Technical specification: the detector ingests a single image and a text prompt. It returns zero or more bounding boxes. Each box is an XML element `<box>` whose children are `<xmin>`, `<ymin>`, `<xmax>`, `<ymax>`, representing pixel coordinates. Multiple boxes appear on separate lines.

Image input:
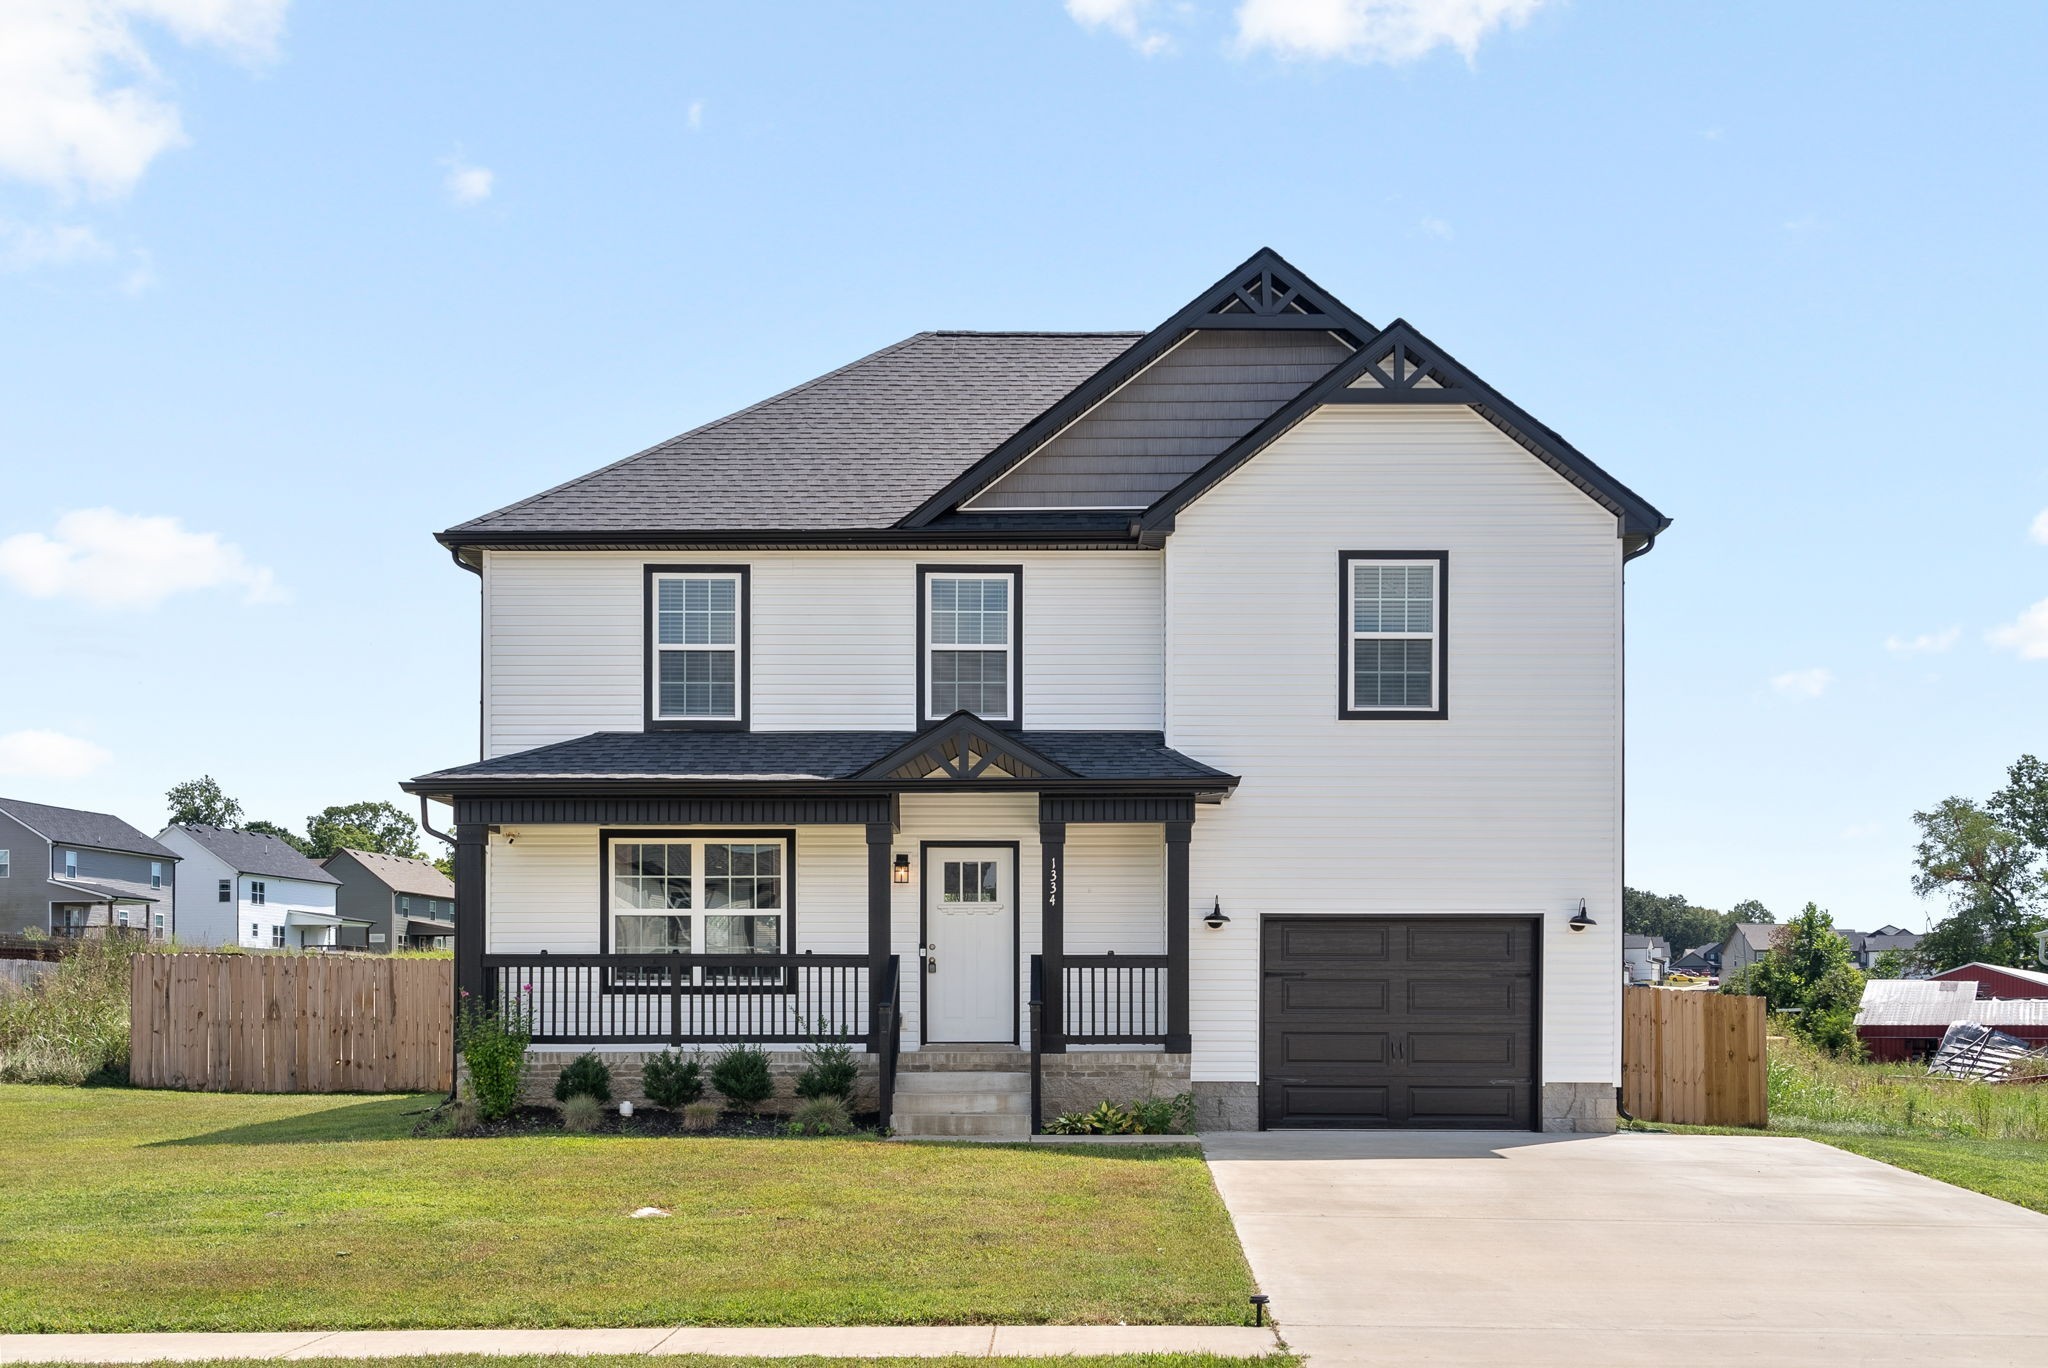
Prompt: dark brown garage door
<box><xmin>1260</xmin><ymin>917</ymin><xmax>1537</xmax><ymax>1129</ymax></box>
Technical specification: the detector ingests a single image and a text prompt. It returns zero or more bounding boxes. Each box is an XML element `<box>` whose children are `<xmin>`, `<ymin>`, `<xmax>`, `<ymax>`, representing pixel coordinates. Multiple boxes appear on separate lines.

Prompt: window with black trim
<box><xmin>150</xmin><ymin>861</ymin><xmax>162</xmax><ymax>889</ymax></box>
<box><xmin>1340</xmin><ymin>551</ymin><xmax>1447</xmax><ymax>719</ymax></box>
<box><xmin>605</xmin><ymin>832</ymin><xmax>791</xmax><ymax>986</ymax></box>
<box><xmin>218</xmin><ymin>879</ymin><xmax>231</xmax><ymax>902</ymax></box>
<box><xmin>250</xmin><ymin>880</ymin><xmax>266</xmax><ymax>905</ymax></box>
<box><xmin>646</xmin><ymin>566</ymin><xmax>749</xmax><ymax>729</ymax></box>
<box><xmin>918</xmin><ymin>566</ymin><xmax>1020</xmax><ymax>724</ymax></box>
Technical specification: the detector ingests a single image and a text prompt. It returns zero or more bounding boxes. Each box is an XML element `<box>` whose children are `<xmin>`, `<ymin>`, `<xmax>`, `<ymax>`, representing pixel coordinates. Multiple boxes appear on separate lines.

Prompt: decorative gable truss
<box><xmin>856</xmin><ymin>712</ymin><xmax>1078</xmax><ymax>783</ymax></box>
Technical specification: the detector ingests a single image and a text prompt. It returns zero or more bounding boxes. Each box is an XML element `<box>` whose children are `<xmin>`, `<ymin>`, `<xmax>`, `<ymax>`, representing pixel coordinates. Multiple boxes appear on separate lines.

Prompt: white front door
<box><xmin>924</xmin><ymin>847</ymin><xmax>1015</xmax><ymax>1044</ymax></box>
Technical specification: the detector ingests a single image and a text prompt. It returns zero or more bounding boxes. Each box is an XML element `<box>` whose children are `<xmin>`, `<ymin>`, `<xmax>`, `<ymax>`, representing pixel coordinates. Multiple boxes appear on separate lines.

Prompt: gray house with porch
<box><xmin>0</xmin><ymin>797</ymin><xmax>177</xmax><ymax>941</ymax></box>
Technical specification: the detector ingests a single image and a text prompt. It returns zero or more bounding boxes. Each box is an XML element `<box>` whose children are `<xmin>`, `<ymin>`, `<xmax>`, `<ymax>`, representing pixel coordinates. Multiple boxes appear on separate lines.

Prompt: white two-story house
<box><xmin>405</xmin><ymin>249</ymin><xmax>1669</xmax><ymax>1136</ymax></box>
<box><xmin>156</xmin><ymin>825</ymin><xmax>347</xmax><ymax>949</ymax></box>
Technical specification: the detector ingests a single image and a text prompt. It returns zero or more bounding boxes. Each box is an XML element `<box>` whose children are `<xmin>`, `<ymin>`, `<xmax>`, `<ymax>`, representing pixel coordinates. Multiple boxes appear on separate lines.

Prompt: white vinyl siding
<box><xmin>482</xmin><ymin>550</ymin><xmax>1163</xmax><ymax>753</ymax></box>
<box><xmin>1166</xmin><ymin>406</ymin><xmax>1623</xmax><ymax>1088</ymax></box>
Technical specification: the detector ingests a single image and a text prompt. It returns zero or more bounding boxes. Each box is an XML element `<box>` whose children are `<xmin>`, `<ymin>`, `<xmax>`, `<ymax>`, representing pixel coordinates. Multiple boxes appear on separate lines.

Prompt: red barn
<box><xmin>1855</xmin><ymin>978</ymin><xmax>2048</xmax><ymax>1062</ymax></box>
<box><xmin>1930</xmin><ymin>962</ymin><xmax>2048</xmax><ymax>1001</ymax></box>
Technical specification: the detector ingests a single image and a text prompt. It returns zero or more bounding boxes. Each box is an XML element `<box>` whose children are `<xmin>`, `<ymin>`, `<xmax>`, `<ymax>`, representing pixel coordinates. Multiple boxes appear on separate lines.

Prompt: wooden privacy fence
<box><xmin>1623</xmin><ymin>987</ymin><xmax>1768</xmax><ymax>1127</ymax></box>
<box><xmin>130</xmin><ymin>953</ymin><xmax>452</xmax><ymax>1093</ymax></box>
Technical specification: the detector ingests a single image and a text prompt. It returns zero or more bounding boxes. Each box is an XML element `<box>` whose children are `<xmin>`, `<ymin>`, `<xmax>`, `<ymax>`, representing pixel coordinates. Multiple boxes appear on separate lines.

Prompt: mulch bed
<box><xmin>417</xmin><ymin>1104</ymin><xmax>883</xmax><ymax>1139</ymax></box>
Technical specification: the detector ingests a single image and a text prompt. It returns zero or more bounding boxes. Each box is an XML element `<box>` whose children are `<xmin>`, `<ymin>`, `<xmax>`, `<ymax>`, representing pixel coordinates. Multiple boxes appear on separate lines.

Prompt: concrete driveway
<box><xmin>1205</xmin><ymin>1130</ymin><xmax>2048</xmax><ymax>1367</ymax></box>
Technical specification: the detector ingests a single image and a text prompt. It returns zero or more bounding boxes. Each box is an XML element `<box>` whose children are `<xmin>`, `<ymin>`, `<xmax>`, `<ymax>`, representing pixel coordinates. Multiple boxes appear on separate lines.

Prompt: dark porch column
<box><xmin>1040</xmin><ymin>819</ymin><xmax>1066</xmax><ymax>1053</ymax></box>
<box><xmin>453</xmin><ymin>823</ymin><xmax>488</xmax><ymax>1007</ymax></box>
<box><xmin>1164</xmin><ymin>818</ymin><xmax>1192</xmax><ymax>1053</ymax></box>
<box><xmin>866</xmin><ymin>821</ymin><xmax>893</xmax><ymax>1052</ymax></box>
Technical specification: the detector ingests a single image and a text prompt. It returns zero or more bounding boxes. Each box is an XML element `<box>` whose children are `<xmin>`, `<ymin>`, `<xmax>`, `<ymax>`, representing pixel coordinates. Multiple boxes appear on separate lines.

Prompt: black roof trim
<box><xmin>439</xmin><ymin>525</ymin><xmax>1145</xmax><ymax>553</ymax></box>
<box><xmin>1136</xmin><ymin>318</ymin><xmax>1672</xmax><ymax>541</ymax></box>
<box><xmin>898</xmin><ymin>247</ymin><xmax>1374</xmax><ymax>527</ymax></box>
<box><xmin>854</xmin><ymin>712</ymin><xmax>1080</xmax><ymax>782</ymax></box>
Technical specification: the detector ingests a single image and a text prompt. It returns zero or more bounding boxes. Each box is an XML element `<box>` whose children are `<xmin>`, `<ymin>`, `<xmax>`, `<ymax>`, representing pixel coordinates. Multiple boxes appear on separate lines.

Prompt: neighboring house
<box><xmin>1930</xmin><ymin>962</ymin><xmax>2048</xmax><ymax>1001</ymax></box>
<box><xmin>323</xmin><ymin>849</ymin><xmax>456</xmax><ymax>952</ymax></box>
<box><xmin>1718</xmin><ymin>923</ymin><xmax>1780</xmax><ymax>981</ymax></box>
<box><xmin>1837</xmin><ymin>925</ymin><xmax>1922</xmax><ymax>971</ymax></box>
<box><xmin>1855</xmin><ymin>977</ymin><xmax>2048</xmax><ymax>1061</ymax></box>
<box><xmin>0</xmin><ymin>797</ymin><xmax>178</xmax><ymax>941</ymax></box>
<box><xmin>402</xmin><ymin>248</ymin><xmax>1670</xmax><ymax>1135</ymax></box>
<box><xmin>1623</xmin><ymin>934</ymin><xmax>1670</xmax><ymax>985</ymax></box>
<box><xmin>1670</xmin><ymin>943</ymin><xmax>1720</xmax><ymax>976</ymax></box>
<box><xmin>155</xmin><ymin>825</ymin><xmax>350</xmax><ymax>949</ymax></box>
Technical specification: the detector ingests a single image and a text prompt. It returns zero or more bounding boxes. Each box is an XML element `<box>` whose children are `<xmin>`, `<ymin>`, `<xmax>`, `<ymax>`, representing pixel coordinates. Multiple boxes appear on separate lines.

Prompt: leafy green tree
<box><xmin>1913</xmin><ymin>897</ymin><xmax>2047</xmax><ymax>974</ymax></box>
<box><xmin>1728</xmin><ymin>899</ymin><xmax>1776</xmax><ymax>925</ymax></box>
<box><xmin>1724</xmin><ymin>903</ymin><xmax>1865</xmax><ymax>1056</ymax></box>
<box><xmin>1911</xmin><ymin>792</ymin><xmax>2045</xmax><ymax>970</ymax></box>
<box><xmin>1624</xmin><ymin>887</ymin><xmax>1773</xmax><ymax>955</ymax></box>
<box><xmin>1869</xmin><ymin>947</ymin><xmax>1909</xmax><ymax>980</ymax></box>
<box><xmin>241</xmin><ymin>819</ymin><xmax>312</xmax><ymax>855</ymax></box>
<box><xmin>165</xmin><ymin>776</ymin><xmax>242</xmax><ymax>828</ymax></box>
<box><xmin>1988</xmin><ymin>753</ymin><xmax>2048</xmax><ymax>852</ymax></box>
<box><xmin>304</xmin><ymin>802</ymin><xmax>423</xmax><ymax>860</ymax></box>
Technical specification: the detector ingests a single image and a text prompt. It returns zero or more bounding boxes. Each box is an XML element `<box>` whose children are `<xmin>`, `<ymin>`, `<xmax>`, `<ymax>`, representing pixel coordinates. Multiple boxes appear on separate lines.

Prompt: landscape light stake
<box><xmin>1249</xmin><ymin>1294</ymin><xmax>1269</xmax><ymax>1326</ymax></box>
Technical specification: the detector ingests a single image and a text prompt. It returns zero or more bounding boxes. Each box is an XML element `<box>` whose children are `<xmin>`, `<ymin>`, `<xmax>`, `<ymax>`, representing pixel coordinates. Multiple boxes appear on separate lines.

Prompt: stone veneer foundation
<box><xmin>1037</xmin><ymin>1052</ymin><xmax>1191</xmax><ymax>1122</ymax></box>
<box><xmin>1540</xmin><ymin>1082</ymin><xmax>1619</xmax><ymax>1133</ymax></box>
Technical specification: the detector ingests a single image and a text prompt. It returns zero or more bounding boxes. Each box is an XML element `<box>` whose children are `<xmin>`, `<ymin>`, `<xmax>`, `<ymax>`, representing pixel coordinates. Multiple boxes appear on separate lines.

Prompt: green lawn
<box><xmin>0</xmin><ymin>1086</ymin><xmax>1256</xmax><ymax>1333</ymax></box>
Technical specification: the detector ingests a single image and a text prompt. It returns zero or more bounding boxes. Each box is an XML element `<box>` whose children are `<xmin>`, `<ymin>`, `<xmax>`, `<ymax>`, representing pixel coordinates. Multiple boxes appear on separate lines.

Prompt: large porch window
<box><xmin>607</xmin><ymin>833</ymin><xmax>790</xmax><ymax>986</ymax></box>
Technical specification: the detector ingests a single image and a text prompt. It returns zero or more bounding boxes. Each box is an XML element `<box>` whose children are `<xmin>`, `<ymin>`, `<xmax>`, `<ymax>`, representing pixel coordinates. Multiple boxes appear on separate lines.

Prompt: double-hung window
<box><xmin>919</xmin><ymin>567</ymin><xmax>1020</xmax><ymax>723</ymax></box>
<box><xmin>1340</xmin><ymin>552</ymin><xmax>1447</xmax><ymax>718</ymax></box>
<box><xmin>646</xmin><ymin>567</ymin><xmax>748</xmax><ymax>728</ymax></box>
<box><xmin>607</xmin><ymin>833</ymin><xmax>791</xmax><ymax>986</ymax></box>
<box><xmin>63</xmin><ymin>850</ymin><xmax>77</xmax><ymax>879</ymax></box>
<box><xmin>0</xmin><ymin>849</ymin><xmax>9</xmax><ymax>878</ymax></box>
<box><xmin>250</xmin><ymin>880</ymin><xmax>266</xmax><ymax>905</ymax></box>
<box><xmin>271</xmin><ymin>925</ymin><xmax>285</xmax><ymax>948</ymax></box>
<box><xmin>150</xmin><ymin>861</ymin><xmax>162</xmax><ymax>890</ymax></box>
<box><xmin>218</xmin><ymin>879</ymin><xmax>231</xmax><ymax>902</ymax></box>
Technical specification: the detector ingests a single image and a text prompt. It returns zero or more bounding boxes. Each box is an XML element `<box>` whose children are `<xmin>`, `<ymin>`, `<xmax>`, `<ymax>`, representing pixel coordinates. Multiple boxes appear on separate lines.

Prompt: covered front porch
<box><xmin>408</xmin><ymin>713</ymin><xmax>1237</xmax><ymax>1128</ymax></box>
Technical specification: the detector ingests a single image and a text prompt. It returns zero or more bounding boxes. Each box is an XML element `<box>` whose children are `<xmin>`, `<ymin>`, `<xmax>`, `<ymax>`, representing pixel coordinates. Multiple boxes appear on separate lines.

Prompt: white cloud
<box><xmin>1988</xmin><ymin>598</ymin><xmax>2048</xmax><ymax>660</ymax></box>
<box><xmin>1067</xmin><ymin>0</ymin><xmax>1173</xmax><ymax>55</ymax></box>
<box><xmin>0</xmin><ymin>507</ymin><xmax>284</xmax><ymax>609</ymax></box>
<box><xmin>0</xmin><ymin>218</ymin><xmax>111</xmax><ymax>270</ymax></box>
<box><xmin>1234</xmin><ymin>0</ymin><xmax>1545</xmax><ymax>64</ymax></box>
<box><xmin>443</xmin><ymin>156</ymin><xmax>493</xmax><ymax>205</ymax></box>
<box><xmin>1418</xmin><ymin>215</ymin><xmax>1453</xmax><ymax>239</ymax></box>
<box><xmin>2029</xmin><ymin>507</ymin><xmax>2048</xmax><ymax>545</ymax></box>
<box><xmin>1883</xmin><ymin>627</ymin><xmax>1960</xmax><ymax>655</ymax></box>
<box><xmin>1770</xmin><ymin>667</ymin><xmax>1833</xmax><ymax>700</ymax></box>
<box><xmin>0</xmin><ymin>728</ymin><xmax>111</xmax><ymax>780</ymax></box>
<box><xmin>0</xmin><ymin>0</ymin><xmax>287</xmax><ymax>200</ymax></box>
<box><xmin>686</xmin><ymin>99</ymin><xmax>705</xmax><ymax>132</ymax></box>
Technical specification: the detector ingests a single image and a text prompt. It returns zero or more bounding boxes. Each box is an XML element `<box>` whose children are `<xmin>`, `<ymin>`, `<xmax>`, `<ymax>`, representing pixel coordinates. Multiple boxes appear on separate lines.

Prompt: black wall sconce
<box><xmin>892</xmin><ymin>853</ymin><xmax>911</xmax><ymax>885</ymax></box>
<box><xmin>1568</xmin><ymin>899</ymin><xmax>1595</xmax><ymax>933</ymax></box>
<box><xmin>1204</xmin><ymin>897</ymin><xmax>1231</xmax><ymax>929</ymax></box>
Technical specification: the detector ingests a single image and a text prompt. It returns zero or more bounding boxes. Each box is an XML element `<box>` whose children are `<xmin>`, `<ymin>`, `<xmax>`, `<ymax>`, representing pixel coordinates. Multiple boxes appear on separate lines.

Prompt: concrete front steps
<box><xmin>892</xmin><ymin>1050</ymin><xmax>1031</xmax><ymax>1138</ymax></box>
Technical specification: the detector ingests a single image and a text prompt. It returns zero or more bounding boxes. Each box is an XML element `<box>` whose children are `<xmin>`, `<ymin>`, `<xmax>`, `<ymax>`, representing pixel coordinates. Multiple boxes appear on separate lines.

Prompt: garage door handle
<box><xmin>1265</xmin><ymin>971</ymin><xmax>1307</xmax><ymax>979</ymax></box>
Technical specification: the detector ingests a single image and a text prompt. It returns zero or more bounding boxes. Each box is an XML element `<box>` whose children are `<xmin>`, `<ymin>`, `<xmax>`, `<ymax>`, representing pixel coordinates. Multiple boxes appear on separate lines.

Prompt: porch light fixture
<box><xmin>1204</xmin><ymin>897</ymin><xmax>1230</xmax><ymax>930</ymax></box>
<box><xmin>1568</xmin><ymin>899</ymin><xmax>1595</xmax><ymax>933</ymax></box>
<box><xmin>893</xmin><ymin>853</ymin><xmax>911</xmax><ymax>885</ymax></box>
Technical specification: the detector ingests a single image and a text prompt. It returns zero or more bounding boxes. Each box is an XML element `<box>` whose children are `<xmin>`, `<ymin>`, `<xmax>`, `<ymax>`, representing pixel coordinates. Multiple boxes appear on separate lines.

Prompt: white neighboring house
<box><xmin>403</xmin><ymin>249</ymin><xmax>1671</xmax><ymax>1136</ymax></box>
<box><xmin>155</xmin><ymin>825</ymin><xmax>350</xmax><ymax>949</ymax></box>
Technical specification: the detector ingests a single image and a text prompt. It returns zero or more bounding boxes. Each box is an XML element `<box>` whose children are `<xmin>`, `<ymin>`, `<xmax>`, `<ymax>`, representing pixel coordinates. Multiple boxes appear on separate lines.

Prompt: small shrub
<box><xmin>1044</xmin><ymin>1100</ymin><xmax>1142</xmax><ymax>1135</ymax></box>
<box><xmin>788</xmin><ymin>1095</ymin><xmax>855</xmax><ymax>1136</ymax></box>
<box><xmin>795</xmin><ymin>1037</ymin><xmax>859</xmax><ymax>1102</ymax></box>
<box><xmin>641</xmin><ymin>1050</ymin><xmax>704</xmax><ymax>1109</ymax></box>
<box><xmin>1043</xmin><ymin>1112</ymin><xmax>1090</xmax><ymax>1135</ymax></box>
<box><xmin>681</xmin><ymin>1099</ymin><xmax>721</xmax><ymax>1132</ymax></box>
<box><xmin>710</xmin><ymin>1043</ymin><xmax>775</xmax><ymax>1113</ymax></box>
<box><xmin>457</xmin><ymin>989</ymin><xmax>532</xmax><ymax>1122</ymax></box>
<box><xmin>561</xmin><ymin>1093</ymin><xmax>604</xmax><ymax>1133</ymax></box>
<box><xmin>553</xmin><ymin>1051</ymin><xmax>613</xmax><ymax>1104</ymax></box>
<box><xmin>1129</xmin><ymin>1091</ymin><xmax>1196</xmax><ymax>1135</ymax></box>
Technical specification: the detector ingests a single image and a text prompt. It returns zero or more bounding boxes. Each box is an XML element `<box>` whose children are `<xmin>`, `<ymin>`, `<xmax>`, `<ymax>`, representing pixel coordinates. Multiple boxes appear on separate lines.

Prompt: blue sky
<box><xmin>1</xmin><ymin>1</ymin><xmax>2042</xmax><ymax>931</ymax></box>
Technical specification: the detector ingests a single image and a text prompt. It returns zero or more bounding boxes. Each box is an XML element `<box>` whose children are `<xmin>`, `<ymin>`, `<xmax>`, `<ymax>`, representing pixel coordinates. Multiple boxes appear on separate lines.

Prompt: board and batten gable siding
<box><xmin>1165</xmin><ymin>405</ymin><xmax>1624</xmax><ymax>1087</ymax></box>
<box><xmin>481</xmin><ymin>550</ymin><xmax>1164</xmax><ymax>755</ymax></box>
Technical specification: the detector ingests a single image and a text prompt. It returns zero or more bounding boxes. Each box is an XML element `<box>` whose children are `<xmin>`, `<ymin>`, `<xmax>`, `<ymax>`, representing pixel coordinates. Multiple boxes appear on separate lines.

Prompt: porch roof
<box><xmin>404</xmin><ymin>721</ymin><xmax>1237</xmax><ymax>799</ymax></box>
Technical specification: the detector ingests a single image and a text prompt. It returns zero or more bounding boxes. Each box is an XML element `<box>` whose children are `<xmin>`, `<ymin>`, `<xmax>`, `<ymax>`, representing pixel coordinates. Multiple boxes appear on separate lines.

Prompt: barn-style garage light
<box><xmin>1204</xmin><ymin>897</ymin><xmax>1231</xmax><ymax>930</ymax></box>
<box><xmin>1568</xmin><ymin>899</ymin><xmax>1595</xmax><ymax>933</ymax></box>
<box><xmin>893</xmin><ymin>853</ymin><xmax>911</xmax><ymax>884</ymax></box>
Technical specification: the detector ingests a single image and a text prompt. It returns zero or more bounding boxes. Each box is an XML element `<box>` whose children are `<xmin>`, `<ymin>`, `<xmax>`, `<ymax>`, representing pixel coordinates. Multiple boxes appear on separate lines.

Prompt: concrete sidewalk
<box><xmin>0</xmin><ymin>1326</ymin><xmax>1285</xmax><ymax>1363</ymax></box>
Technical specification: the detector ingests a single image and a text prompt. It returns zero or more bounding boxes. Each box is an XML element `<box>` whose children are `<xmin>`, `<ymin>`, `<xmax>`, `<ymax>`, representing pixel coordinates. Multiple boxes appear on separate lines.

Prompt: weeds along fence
<box><xmin>1623</xmin><ymin>987</ymin><xmax>1768</xmax><ymax>1127</ymax></box>
<box><xmin>129</xmin><ymin>953</ymin><xmax>452</xmax><ymax>1093</ymax></box>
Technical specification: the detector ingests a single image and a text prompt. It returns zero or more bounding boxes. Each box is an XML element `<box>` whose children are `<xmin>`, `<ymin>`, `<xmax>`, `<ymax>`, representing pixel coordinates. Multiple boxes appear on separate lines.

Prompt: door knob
<box><xmin>926</xmin><ymin>957</ymin><xmax>938</xmax><ymax>974</ymax></box>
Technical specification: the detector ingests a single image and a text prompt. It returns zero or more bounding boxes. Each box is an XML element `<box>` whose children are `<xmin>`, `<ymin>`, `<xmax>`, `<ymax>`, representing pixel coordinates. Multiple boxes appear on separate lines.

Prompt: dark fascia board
<box><xmin>1136</xmin><ymin>318</ymin><xmax>1673</xmax><ymax>543</ymax></box>
<box><xmin>402</xmin><ymin>776</ymin><xmax>1238</xmax><ymax>801</ymax></box>
<box><xmin>853</xmin><ymin>710</ymin><xmax>1080</xmax><ymax>782</ymax></box>
<box><xmin>895</xmin><ymin>247</ymin><xmax>1375</xmax><ymax>528</ymax></box>
<box><xmin>436</xmin><ymin>528</ymin><xmax>1145</xmax><ymax>561</ymax></box>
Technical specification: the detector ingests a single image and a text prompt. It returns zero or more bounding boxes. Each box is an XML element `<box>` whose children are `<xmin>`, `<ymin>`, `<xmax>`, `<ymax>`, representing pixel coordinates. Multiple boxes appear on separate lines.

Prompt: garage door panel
<box><xmin>1262</xmin><ymin>917</ymin><xmax>1536</xmax><ymax>1131</ymax></box>
<box><xmin>1283</xmin><ymin>1031</ymin><xmax>1389</xmax><ymax>1064</ymax></box>
<box><xmin>1278</xmin><ymin>922</ymin><xmax>1390</xmax><ymax>960</ymax></box>
<box><xmin>1406</xmin><ymin>977</ymin><xmax>1518</xmax><ymax>1015</ymax></box>
<box><xmin>1282</xmin><ymin>977</ymin><xmax>1389</xmax><ymax>1011</ymax></box>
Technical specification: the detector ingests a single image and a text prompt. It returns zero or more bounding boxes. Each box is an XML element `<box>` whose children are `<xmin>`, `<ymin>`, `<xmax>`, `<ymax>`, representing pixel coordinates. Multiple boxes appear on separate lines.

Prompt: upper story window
<box><xmin>0</xmin><ymin>849</ymin><xmax>9</xmax><ymax>878</ymax></box>
<box><xmin>250</xmin><ymin>880</ymin><xmax>267</xmax><ymax>905</ymax></box>
<box><xmin>63</xmin><ymin>850</ymin><xmax>77</xmax><ymax>879</ymax></box>
<box><xmin>150</xmin><ymin>861</ymin><xmax>163</xmax><ymax>890</ymax></box>
<box><xmin>645</xmin><ymin>566</ymin><xmax>749</xmax><ymax>729</ymax></box>
<box><xmin>918</xmin><ymin>566</ymin><xmax>1021</xmax><ymax>725</ymax></box>
<box><xmin>400</xmin><ymin>896</ymin><xmax>411</xmax><ymax>915</ymax></box>
<box><xmin>1340</xmin><ymin>552</ymin><xmax>1447</xmax><ymax>720</ymax></box>
<box><xmin>218</xmin><ymin>879</ymin><xmax>231</xmax><ymax>902</ymax></box>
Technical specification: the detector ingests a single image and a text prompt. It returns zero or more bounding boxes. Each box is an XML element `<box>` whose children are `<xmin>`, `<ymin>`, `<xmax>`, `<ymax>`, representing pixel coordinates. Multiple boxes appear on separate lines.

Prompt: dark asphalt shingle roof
<box><xmin>0</xmin><ymin>797</ymin><xmax>177</xmax><ymax>860</ymax></box>
<box><xmin>446</xmin><ymin>332</ymin><xmax>1143</xmax><ymax>536</ymax></box>
<box><xmin>324</xmin><ymin>848</ymin><xmax>455</xmax><ymax>899</ymax></box>
<box><xmin>169</xmin><ymin>825</ymin><xmax>341</xmax><ymax>884</ymax></box>
<box><xmin>53</xmin><ymin>878</ymin><xmax>162</xmax><ymax>904</ymax></box>
<box><xmin>413</xmin><ymin>730</ymin><xmax>1232</xmax><ymax>785</ymax></box>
